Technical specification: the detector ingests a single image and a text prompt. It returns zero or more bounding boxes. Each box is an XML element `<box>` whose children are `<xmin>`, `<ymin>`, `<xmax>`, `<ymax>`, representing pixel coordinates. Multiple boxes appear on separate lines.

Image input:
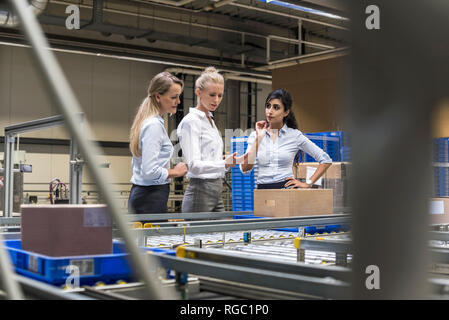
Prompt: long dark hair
<box><xmin>265</xmin><ymin>89</ymin><xmax>298</xmax><ymax>129</ymax></box>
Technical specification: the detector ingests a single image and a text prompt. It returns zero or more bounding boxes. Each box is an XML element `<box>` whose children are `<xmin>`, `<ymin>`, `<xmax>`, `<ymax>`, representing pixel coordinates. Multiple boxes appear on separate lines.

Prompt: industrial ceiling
<box><xmin>0</xmin><ymin>0</ymin><xmax>349</xmax><ymax>78</ymax></box>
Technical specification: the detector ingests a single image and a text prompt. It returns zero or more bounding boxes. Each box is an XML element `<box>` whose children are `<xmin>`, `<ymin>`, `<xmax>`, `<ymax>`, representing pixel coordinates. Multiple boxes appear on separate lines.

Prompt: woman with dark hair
<box><xmin>239</xmin><ymin>88</ymin><xmax>332</xmax><ymax>189</ymax></box>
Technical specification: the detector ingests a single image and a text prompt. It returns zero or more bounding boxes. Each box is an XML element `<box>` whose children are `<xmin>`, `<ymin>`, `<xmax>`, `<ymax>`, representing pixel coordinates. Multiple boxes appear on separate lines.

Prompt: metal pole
<box><xmin>3</xmin><ymin>134</ymin><xmax>15</xmax><ymax>217</ymax></box>
<box><xmin>9</xmin><ymin>0</ymin><xmax>174</xmax><ymax>299</ymax></box>
<box><xmin>347</xmin><ymin>0</ymin><xmax>449</xmax><ymax>299</ymax></box>
<box><xmin>69</xmin><ymin>138</ymin><xmax>82</xmax><ymax>204</ymax></box>
<box><xmin>266</xmin><ymin>37</ymin><xmax>270</xmax><ymax>64</ymax></box>
<box><xmin>241</xmin><ymin>33</ymin><xmax>245</xmax><ymax>68</ymax></box>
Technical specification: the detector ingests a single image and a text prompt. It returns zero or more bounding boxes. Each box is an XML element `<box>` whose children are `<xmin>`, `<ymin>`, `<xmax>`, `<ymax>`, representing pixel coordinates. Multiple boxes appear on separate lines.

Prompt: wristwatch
<box><xmin>306</xmin><ymin>179</ymin><xmax>313</xmax><ymax>186</ymax></box>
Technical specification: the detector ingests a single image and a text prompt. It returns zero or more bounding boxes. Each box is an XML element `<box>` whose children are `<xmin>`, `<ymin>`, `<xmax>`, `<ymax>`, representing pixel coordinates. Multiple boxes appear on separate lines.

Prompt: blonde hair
<box><xmin>129</xmin><ymin>72</ymin><xmax>183</xmax><ymax>157</ymax></box>
<box><xmin>195</xmin><ymin>66</ymin><xmax>224</xmax><ymax>91</ymax></box>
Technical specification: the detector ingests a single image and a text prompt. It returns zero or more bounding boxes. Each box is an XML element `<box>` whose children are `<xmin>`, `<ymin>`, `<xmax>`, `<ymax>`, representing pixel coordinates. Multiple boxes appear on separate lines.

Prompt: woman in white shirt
<box><xmin>240</xmin><ymin>89</ymin><xmax>332</xmax><ymax>189</ymax></box>
<box><xmin>177</xmin><ymin>67</ymin><xmax>237</xmax><ymax>212</ymax></box>
<box><xmin>128</xmin><ymin>72</ymin><xmax>188</xmax><ymax>214</ymax></box>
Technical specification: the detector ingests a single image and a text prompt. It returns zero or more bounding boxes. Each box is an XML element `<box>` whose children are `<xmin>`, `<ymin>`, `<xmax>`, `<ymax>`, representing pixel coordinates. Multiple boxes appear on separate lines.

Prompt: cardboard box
<box><xmin>293</xmin><ymin>162</ymin><xmax>351</xmax><ymax>209</ymax></box>
<box><xmin>21</xmin><ymin>204</ymin><xmax>113</xmax><ymax>256</ymax></box>
<box><xmin>430</xmin><ymin>198</ymin><xmax>449</xmax><ymax>225</ymax></box>
<box><xmin>294</xmin><ymin>162</ymin><xmax>351</xmax><ymax>180</ymax></box>
<box><xmin>254</xmin><ymin>189</ymin><xmax>333</xmax><ymax>217</ymax></box>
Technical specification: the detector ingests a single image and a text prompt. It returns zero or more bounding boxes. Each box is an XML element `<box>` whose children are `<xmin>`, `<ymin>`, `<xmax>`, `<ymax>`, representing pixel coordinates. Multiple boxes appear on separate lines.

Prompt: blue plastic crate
<box><xmin>232</xmin><ymin>181</ymin><xmax>255</xmax><ymax>188</ymax></box>
<box><xmin>433</xmin><ymin>138</ymin><xmax>449</xmax><ymax>162</ymax></box>
<box><xmin>231</xmin><ymin>175</ymin><xmax>254</xmax><ymax>182</ymax></box>
<box><xmin>232</xmin><ymin>185</ymin><xmax>255</xmax><ymax>192</ymax></box>
<box><xmin>233</xmin><ymin>214</ymin><xmax>259</xmax><ymax>219</ymax></box>
<box><xmin>297</xmin><ymin>131</ymin><xmax>352</xmax><ymax>162</ymax></box>
<box><xmin>4</xmin><ymin>240</ymin><xmax>167</xmax><ymax>286</ymax></box>
<box><xmin>232</xmin><ymin>199</ymin><xmax>253</xmax><ymax>206</ymax></box>
<box><xmin>231</xmin><ymin>190</ymin><xmax>252</xmax><ymax>196</ymax></box>
<box><xmin>434</xmin><ymin>166</ymin><xmax>449</xmax><ymax>197</ymax></box>
<box><xmin>301</xmin><ymin>135</ymin><xmax>341</xmax><ymax>162</ymax></box>
<box><xmin>231</xmin><ymin>215</ymin><xmax>350</xmax><ymax>233</ymax></box>
<box><xmin>231</xmin><ymin>136</ymin><xmax>257</xmax><ymax>211</ymax></box>
<box><xmin>232</xmin><ymin>205</ymin><xmax>252</xmax><ymax>211</ymax></box>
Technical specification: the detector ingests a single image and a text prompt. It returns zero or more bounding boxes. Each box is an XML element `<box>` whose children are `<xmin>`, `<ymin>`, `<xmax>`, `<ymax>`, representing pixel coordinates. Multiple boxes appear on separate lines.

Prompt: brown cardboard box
<box><xmin>254</xmin><ymin>189</ymin><xmax>333</xmax><ymax>217</ymax></box>
<box><xmin>430</xmin><ymin>198</ymin><xmax>449</xmax><ymax>225</ymax></box>
<box><xmin>293</xmin><ymin>162</ymin><xmax>351</xmax><ymax>209</ymax></box>
<box><xmin>294</xmin><ymin>162</ymin><xmax>351</xmax><ymax>180</ymax></box>
<box><xmin>21</xmin><ymin>204</ymin><xmax>113</xmax><ymax>256</ymax></box>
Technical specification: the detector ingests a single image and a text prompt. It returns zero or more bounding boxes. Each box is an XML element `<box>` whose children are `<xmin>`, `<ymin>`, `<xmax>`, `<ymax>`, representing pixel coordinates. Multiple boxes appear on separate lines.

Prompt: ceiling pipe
<box><xmin>133</xmin><ymin>0</ymin><xmax>197</xmax><ymax>8</ymax></box>
<box><xmin>268</xmin><ymin>34</ymin><xmax>334</xmax><ymax>50</ymax></box>
<box><xmin>130</xmin><ymin>0</ymin><xmax>348</xmax><ymax>32</ymax></box>
<box><xmin>49</xmin><ymin>0</ymin><xmax>337</xmax><ymax>55</ymax></box>
<box><xmin>255</xmin><ymin>46</ymin><xmax>349</xmax><ymax>70</ymax></box>
<box><xmin>0</xmin><ymin>39</ymin><xmax>272</xmax><ymax>78</ymax></box>
<box><xmin>48</xmin><ymin>1</ymin><xmax>298</xmax><ymax>44</ymax></box>
<box><xmin>0</xmin><ymin>0</ymin><xmax>48</xmax><ymax>27</ymax></box>
<box><xmin>268</xmin><ymin>46</ymin><xmax>348</xmax><ymax>65</ymax></box>
<box><xmin>132</xmin><ymin>0</ymin><xmax>350</xmax><ymax>31</ymax></box>
<box><xmin>165</xmin><ymin>67</ymin><xmax>272</xmax><ymax>85</ymax></box>
<box><xmin>223</xmin><ymin>74</ymin><xmax>271</xmax><ymax>85</ymax></box>
<box><xmin>229</xmin><ymin>2</ymin><xmax>349</xmax><ymax>31</ymax></box>
<box><xmin>202</xmin><ymin>0</ymin><xmax>237</xmax><ymax>12</ymax></box>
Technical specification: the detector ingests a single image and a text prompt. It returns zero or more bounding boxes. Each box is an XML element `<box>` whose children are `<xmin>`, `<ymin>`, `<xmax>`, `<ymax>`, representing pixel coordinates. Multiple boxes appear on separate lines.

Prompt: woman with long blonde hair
<box><xmin>128</xmin><ymin>72</ymin><xmax>188</xmax><ymax>214</ymax></box>
<box><xmin>177</xmin><ymin>67</ymin><xmax>237</xmax><ymax>213</ymax></box>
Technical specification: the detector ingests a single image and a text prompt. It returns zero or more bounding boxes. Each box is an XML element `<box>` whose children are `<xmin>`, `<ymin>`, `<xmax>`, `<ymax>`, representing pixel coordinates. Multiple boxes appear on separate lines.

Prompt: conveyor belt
<box><xmin>146</xmin><ymin>229</ymin><xmax>352</xmax><ymax>266</ymax></box>
<box><xmin>214</xmin><ymin>241</ymin><xmax>353</xmax><ymax>266</ymax></box>
<box><xmin>146</xmin><ymin>229</ymin><xmax>300</xmax><ymax>248</ymax></box>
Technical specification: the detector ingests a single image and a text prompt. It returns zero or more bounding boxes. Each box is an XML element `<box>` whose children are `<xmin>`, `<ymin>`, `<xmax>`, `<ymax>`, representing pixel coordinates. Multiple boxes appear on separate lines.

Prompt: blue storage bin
<box><xmin>231</xmin><ymin>215</ymin><xmax>350</xmax><ymax>233</ymax></box>
<box><xmin>232</xmin><ymin>205</ymin><xmax>252</xmax><ymax>211</ymax></box>
<box><xmin>231</xmin><ymin>136</ymin><xmax>256</xmax><ymax>211</ymax></box>
<box><xmin>433</xmin><ymin>163</ymin><xmax>449</xmax><ymax>197</ymax></box>
<box><xmin>233</xmin><ymin>214</ymin><xmax>259</xmax><ymax>219</ymax></box>
<box><xmin>4</xmin><ymin>240</ymin><xmax>173</xmax><ymax>286</ymax></box>
<box><xmin>297</xmin><ymin>131</ymin><xmax>351</xmax><ymax>162</ymax></box>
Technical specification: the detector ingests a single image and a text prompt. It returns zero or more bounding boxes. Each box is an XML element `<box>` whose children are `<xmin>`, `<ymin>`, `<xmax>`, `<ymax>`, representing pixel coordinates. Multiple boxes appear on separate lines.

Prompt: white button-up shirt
<box><xmin>241</xmin><ymin>124</ymin><xmax>332</xmax><ymax>185</ymax></box>
<box><xmin>130</xmin><ymin>115</ymin><xmax>173</xmax><ymax>186</ymax></box>
<box><xmin>177</xmin><ymin>108</ymin><xmax>226</xmax><ymax>179</ymax></box>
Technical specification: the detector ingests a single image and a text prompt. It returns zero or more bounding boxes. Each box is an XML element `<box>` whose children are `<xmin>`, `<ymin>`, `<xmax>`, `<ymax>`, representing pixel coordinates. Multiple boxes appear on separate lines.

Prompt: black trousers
<box><xmin>128</xmin><ymin>184</ymin><xmax>170</xmax><ymax>214</ymax></box>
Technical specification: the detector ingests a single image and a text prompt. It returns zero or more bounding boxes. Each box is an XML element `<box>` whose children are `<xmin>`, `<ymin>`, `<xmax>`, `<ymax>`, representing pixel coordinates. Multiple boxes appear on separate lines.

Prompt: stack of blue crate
<box><xmin>433</xmin><ymin>137</ymin><xmax>449</xmax><ymax>197</ymax></box>
<box><xmin>296</xmin><ymin>131</ymin><xmax>352</xmax><ymax>163</ymax></box>
<box><xmin>340</xmin><ymin>132</ymin><xmax>352</xmax><ymax>161</ymax></box>
<box><xmin>297</xmin><ymin>131</ymin><xmax>349</xmax><ymax>162</ymax></box>
<box><xmin>231</xmin><ymin>136</ymin><xmax>256</xmax><ymax>211</ymax></box>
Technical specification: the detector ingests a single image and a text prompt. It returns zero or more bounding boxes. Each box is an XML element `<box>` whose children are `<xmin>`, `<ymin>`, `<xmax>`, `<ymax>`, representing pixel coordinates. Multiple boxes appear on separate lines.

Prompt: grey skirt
<box><xmin>181</xmin><ymin>178</ymin><xmax>224</xmax><ymax>213</ymax></box>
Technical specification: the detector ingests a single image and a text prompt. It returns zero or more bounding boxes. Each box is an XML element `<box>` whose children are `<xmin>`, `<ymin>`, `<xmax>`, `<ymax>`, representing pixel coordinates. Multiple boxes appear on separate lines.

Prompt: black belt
<box><xmin>256</xmin><ymin>181</ymin><xmax>287</xmax><ymax>189</ymax></box>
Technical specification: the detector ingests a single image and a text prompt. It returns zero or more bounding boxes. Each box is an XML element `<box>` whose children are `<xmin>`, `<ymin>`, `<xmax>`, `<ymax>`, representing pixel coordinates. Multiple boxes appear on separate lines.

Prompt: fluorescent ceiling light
<box><xmin>261</xmin><ymin>0</ymin><xmax>348</xmax><ymax>21</ymax></box>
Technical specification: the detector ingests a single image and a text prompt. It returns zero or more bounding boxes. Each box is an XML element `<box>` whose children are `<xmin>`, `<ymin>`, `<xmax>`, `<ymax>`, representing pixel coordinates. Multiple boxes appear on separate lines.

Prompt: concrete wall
<box><xmin>271</xmin><ymin>57</ymin><xmax>347</xmax><ymax>133</ymax></box>
<box><xmin>0</xmin><ymin>44</ymin><xmax>165</xmax><ymax>142</ymax></box>
<box><xmin>0</xmin><ymin>44</ymin><xmax>270</xmax><ymax>207</ymax></box>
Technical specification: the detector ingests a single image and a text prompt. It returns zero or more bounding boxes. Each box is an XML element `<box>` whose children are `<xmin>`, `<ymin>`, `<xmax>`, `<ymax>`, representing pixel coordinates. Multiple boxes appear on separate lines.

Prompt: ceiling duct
<box><xmin>165</xmin><ymin>67</ymin><xmax>272</xmax><ymax>85</ymax></box>
<box><xmin>0</xmin><ymin>0</ymin><xmax>48</xmax><ymax>27</ymax></box>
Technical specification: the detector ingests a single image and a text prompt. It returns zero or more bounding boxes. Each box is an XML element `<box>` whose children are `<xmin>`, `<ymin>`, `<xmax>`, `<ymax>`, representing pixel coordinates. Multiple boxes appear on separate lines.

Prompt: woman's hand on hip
<box><xmin>284</xmin><ymin>177</ymin><xmax>310</xmax><ymax>189</ymax></box>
